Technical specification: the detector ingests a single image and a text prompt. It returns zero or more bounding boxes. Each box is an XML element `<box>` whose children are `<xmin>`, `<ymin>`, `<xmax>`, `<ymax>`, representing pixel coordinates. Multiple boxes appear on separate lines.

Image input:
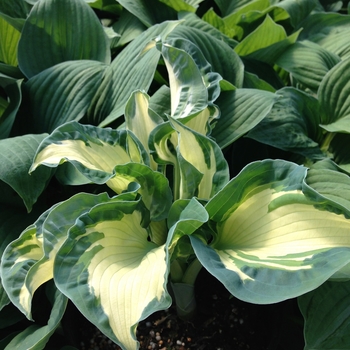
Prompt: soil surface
<box><xmin>65</xmin><ymin>269</ymin><xmax>305</xmax><ymax>350</ymax></box>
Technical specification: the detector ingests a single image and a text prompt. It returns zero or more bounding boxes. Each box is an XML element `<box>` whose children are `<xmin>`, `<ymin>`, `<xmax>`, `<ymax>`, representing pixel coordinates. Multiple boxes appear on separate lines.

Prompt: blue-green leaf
<box><xmin>18</xmin><ymin>0</ymin><xmax>110</xmax><ymax>78</ymax></box>
<box><xmin>299</xmin><ymin>280</ymin><xmax>350</xmax><ymax>350</ymax></box>
<box><xmin>0</xmin><ymin>134</ymin><xmax>54</xmax><ymax>212</ymax></box>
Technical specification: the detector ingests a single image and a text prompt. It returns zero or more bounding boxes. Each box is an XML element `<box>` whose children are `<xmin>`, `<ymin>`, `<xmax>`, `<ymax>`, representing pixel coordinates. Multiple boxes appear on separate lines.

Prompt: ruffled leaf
<box><xmin>192</xmin><ymin>160</ymin><xmax>350</xmax><ymax>304</ymax></box>
<box><xmin>54</xmin><ymin>199</ymin><xmax>171</xmax><ymax>350</ymax></box>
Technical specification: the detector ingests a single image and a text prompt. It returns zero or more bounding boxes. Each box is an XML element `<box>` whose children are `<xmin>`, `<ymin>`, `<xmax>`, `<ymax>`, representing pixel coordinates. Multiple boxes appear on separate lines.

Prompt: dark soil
<box><xmin>63</xmin><ymin>269</ymin><xmax>305</xmax><ymax>350</ymax></box>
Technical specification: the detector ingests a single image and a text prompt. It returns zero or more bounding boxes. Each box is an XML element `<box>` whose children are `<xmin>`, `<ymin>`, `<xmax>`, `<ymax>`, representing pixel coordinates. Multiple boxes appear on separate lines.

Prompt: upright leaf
<box><xmin>125</xmin><ymin>90</ymin><xmax>164</xmax><ymax>171</ymax></box>
<box><xmin>167</xmin><ymin>25</ymin><xmax>245</xmax><ymax>88</ymax></box>
<box><xmin>99</xmin><ymin>20</ymin><xmax>181</xmax><ymax>127</ymax></box>
<box><xmin>0</xmin><ymin>14</ymin><xmax>21</xmax><ymax>66</ymax></box>
<box><xmin>157</xmin><ymin>37</ymin><xmax>221</xmax><ymax>119</ymax></box>
<box><xmin>170</xmin><ymin>117</ymin><xmax>229</xmax><ymax>200</ymax></box>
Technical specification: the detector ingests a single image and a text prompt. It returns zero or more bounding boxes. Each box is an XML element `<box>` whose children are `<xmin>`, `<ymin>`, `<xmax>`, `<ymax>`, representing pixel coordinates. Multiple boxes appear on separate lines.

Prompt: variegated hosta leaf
<box><xmin>30</xmin><ymin>120</ymin><xmax>149</xmax><ymax>184</ymax></box>
<box><xmin>148</xmin><ymin>120</ymin><xmax>179</xmax><ymax>166</ymax></box>
<box><xmin>179</xmin><ymin>105</ymin><xmax>220</xmax><ymax>137</ymax></box>
<box><xmin>1</xmin><ymin>208</ymin><xmax>51</xmax><ymax>318</ymax></box>
<box><xmin>166</xmin><ymin>198</ymin><xmax>208</xmax><ymax>319</ymax></box>
<box><xmin>54</xmin><ymin>199</ymin><xmax>171</xmax><ymax>350</ymax></box>
<box><xmin>170</xmin><ymin>117</ymin><xmax>229</xmax><ymax>200</ymax></box>
<box><xmin>3</xmin><ymin>282</ymin><xmax>68</xmax><ymax>350</ymax></box>
<box><xmin>157</xmin><ymin>37</ymin><xmax>222</xmax><ymax>119</ymax></box>
<box><xmin>191</xmin><ymin>159</ymin><xmax>350</xmax><ymax>304</ymax></box>
<box><xmin>167</xmin><ymin>198</ymin><xmax>208</xmax><ymax>257</ymax></box>
<box><xmin>0</xmin><ymin>192</ymin><xmax>118</xmax><ymax>319</ymax></box>
<box><xmin>111</xmin><ymin>163</ymin><xmax>172</xmax><ymax>221</ymax></box>
<box><xmin>125</xmin><ymin>90</ymin><xmax>164</xmax><ymax>171</ymax></box>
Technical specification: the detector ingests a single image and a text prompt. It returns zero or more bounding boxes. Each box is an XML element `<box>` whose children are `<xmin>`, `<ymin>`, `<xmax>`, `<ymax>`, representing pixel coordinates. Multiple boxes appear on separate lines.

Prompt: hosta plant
<box><xmin>1</xmin><ymin>0</ymin><xmax>350</xmax><ymax>349</ymax></box>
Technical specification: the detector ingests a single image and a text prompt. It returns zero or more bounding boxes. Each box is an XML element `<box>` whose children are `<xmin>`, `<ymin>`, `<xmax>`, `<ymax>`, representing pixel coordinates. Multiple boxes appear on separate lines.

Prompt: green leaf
<box><xmin>0</xmin><ymin>14</ymin><xmax>21</xmax><ymax>66</ymax></box>
<box><xmin>247</xmin><ymin>87</ymin><xmax>325</xmax><ymax>160</ymax></box>
<box><xmin>212</xmin><ymin>88</ymin><xmax>278</xmax><ymax>148</ymax></box>
<box><xmin>149</xmin><ymin>85</ymin><xmax>171</xmax><ymax>120</ymax></box>
<box><xmin>193</xmin><ymin>159</ymin><xmax>350</xmax><ymax>304</ymax></box>
<box><xmin>0</xmin><ymin>134</ymin><xmax>54</xmax><ymax>212</ymax></box>
<box><xmin>327</xmin><ymin>133</ymin><xmax>350</xmax><ymax>173</ymax></box>
<box><xmin>304</xmin><ymin>159</ymin><xmax>350</xmax><ymax>216</ymax></box>
<box><xmin>115</xmin><ymin>0</ymin><xmax>177</xmax><ymax>27</ymax></box>
<box><xmin>318</xmin><ymin>58</ymin><xmax>350</xmax><ymax>131</ymax></box>
<box><xmin>26</xmin><ymin>21</ymin><xmax>181</xmax><ymax>131</ymax></box>
<box><xmin>18</xmin><ymin>0</ymin><xmax>111</xmax><ymax>78</ymax></box>
<box><xmin>275</xmin><ymin>40</ymin><xmax>341</xmax><ymax>92</ymax></box>
<box><xmin>167</xmin><ymin>198</ymin><xmax>208</xmax><ymax>255</ymax></box>
<box><xmin>233</xmin><ymin>14</ymin><xmax>290</xmax><ymax>57</ymax></box>
<box><xmin>210</xmin><ymin>0</ymin><xmax>270</xmax><ymax>40</ymax></box>
<box><xmin>111</xmin><ymin>9</ymin><xmax>147</xmax><ymax>48</ymax></box>
<box><xmin>0</xmin><ymin>74</ymin><xmax>22</xmax><ymax>139</ymax></box>
<box><xmin>234</xmin><ymin>15</ymin><xmax>301</xmax><ymax>65</ymax></box>
<box><xmin>298</xmin><ymin>12</ymin><xmax>350</xmax><ymax>59</ymax></box>
<box><xmin>214</xmin><ymin>0</ymin><xmax>253</xmax><ymax>17</ymax></box>
<box><xmin>178</xmin><ymin>12</ymin><xmax>238</xmax><ymax>49</ymax></box>
<box><xmin>271</xmin><ymin>0</ymin><xmax>317</xmax><ymax>28</ymax></box>
<box><xmin>24</xmin><ymin>60</ymin><xmax>109</xmax><ymax>133</ymax></box>
<box><xmin>0</xmin><ymin>0</ymin><xmax>29</xmax><ymax>18</ymax></box>
<box><xmin>159</xmin><ymin>0</ymin><xmax>197</xmax><ymax>12</ymax></box>
<box><xmin>54</xmin><ymin>199</ymin><xmax>171</xmax><ymax>350</ymax></box>
<box><xmin>4</xmin><ymin>284</ymin><xmax>68</xmax><ymax>350</ymax></box>
<box><xmin>243</xmin><ymin>71</ymin><xmax>276</xmax><ymax>91</ymax></box>
<box><xmin>299</xmin><ymin>280</ymin><xmax>350</xmax><ymax>350</ymax></box>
